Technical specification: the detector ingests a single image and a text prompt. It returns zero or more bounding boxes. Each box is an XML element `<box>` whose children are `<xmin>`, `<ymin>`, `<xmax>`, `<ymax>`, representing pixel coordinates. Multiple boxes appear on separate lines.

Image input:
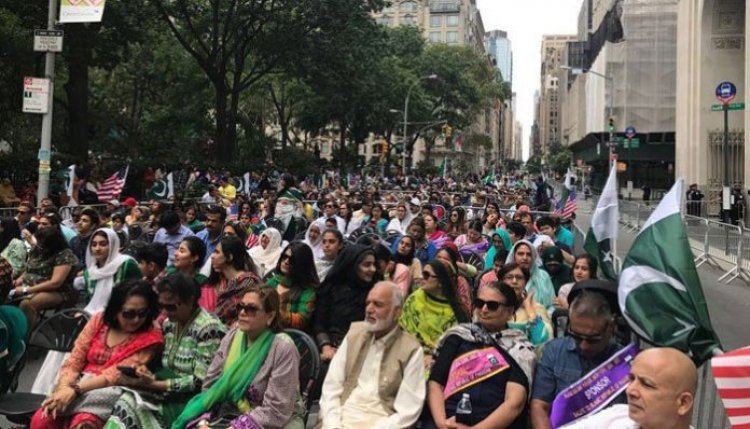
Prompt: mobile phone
<box><xmin>117</xmin><ymin>366</ymin><xmax>137</xmax><ymax>378</ymax></box>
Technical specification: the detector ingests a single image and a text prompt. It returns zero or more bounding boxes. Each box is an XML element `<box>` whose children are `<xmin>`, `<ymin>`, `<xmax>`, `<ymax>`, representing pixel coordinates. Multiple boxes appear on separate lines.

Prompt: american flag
<box><xmin>561</xmin><ymin>187</ymin><xmax>577</xmax><ymax>219</ymax></box>
<box><xmin>96</xmin><ymin>166</ymin><xmax>129</xmax><ymax>203</ymax></box>
<box><xmin>712</xmin><ymin>346</ymin><xmax>750</xmax><ymax>428</ymax></box>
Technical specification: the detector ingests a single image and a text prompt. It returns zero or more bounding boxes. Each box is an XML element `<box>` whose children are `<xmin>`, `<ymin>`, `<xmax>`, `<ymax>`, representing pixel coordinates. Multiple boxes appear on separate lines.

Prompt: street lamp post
<box><xmin>402</xmin><ymin>74</ymin><xmax>438</xmax><ymax>174</ymax></box>
<box><xmin>561</xmin><ymin>66</ymin><xmax>615</xmax><ymax>180</ymax></box>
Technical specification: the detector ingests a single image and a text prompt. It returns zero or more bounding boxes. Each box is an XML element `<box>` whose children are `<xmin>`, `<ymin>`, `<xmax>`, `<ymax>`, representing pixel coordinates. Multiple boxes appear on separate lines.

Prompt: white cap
<box><xmin>108</xmin><ymin>199</ymin><xmax>120</xmax><ymax>207</ymax></box>
<box><xmin>409</xmin><ymin>197</ymin><xmax>421</xmax><ymax>207</ymax></box>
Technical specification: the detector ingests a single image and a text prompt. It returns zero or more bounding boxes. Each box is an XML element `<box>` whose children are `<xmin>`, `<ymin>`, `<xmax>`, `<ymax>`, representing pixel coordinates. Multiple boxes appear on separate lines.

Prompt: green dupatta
<box><xmin>171</xmin><ymin>329</ymin><xmax>275</xmax><ymax>429</ymax></box>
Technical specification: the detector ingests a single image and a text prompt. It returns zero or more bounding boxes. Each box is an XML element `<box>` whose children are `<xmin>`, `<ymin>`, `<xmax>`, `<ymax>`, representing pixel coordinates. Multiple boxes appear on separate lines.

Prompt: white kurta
<box><xmin>319</xmin><ymin>327</ymin><xmax>425</xmax><ymax>429</ymax></box>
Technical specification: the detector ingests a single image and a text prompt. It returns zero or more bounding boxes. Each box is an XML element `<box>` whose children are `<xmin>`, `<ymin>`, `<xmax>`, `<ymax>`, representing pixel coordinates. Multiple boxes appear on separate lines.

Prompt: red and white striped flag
<box><xmin>96</xmin><ymin>166</ymin><xmax>129</xmax><ymax>203</ymax></box>
<box><xmin>712</xmin><ymin>346</ymin><xmax>750</xmax><ymax>428</ymax></box>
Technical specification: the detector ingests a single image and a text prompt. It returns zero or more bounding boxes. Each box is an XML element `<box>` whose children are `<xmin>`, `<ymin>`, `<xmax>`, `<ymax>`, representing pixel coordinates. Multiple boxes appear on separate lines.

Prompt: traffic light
<box><xmin>608</xmin><ymin>117</ymin><xmax>615</xmax><ymax>133</ymax></box>
<box><xmin>442</xmin><ymin>124</ymin><xmax>453</xmax><ymax>138</ymax></box>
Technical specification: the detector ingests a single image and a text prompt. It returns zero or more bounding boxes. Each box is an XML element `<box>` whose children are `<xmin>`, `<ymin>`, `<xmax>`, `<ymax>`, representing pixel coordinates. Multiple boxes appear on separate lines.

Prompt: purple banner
<box><xmin>550</xmin><ymin>343</ymin><xmax>639</xmax><ymax>428</ymax></box>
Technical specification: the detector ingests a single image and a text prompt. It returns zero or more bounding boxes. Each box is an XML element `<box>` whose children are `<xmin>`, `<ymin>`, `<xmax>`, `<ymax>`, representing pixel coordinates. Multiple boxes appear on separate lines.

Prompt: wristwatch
<box><xmin>69</xmin><ymin>382</ymin><xmax>82</xmax><ymax>397</ymax></box>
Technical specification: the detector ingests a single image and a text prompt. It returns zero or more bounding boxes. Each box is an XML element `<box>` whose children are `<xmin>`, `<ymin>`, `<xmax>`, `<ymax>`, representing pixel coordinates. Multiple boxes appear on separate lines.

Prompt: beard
<box><xmin>365</xmin><ymin>309</ymin><xmax>396</xmax><ymax>332</ymax></box>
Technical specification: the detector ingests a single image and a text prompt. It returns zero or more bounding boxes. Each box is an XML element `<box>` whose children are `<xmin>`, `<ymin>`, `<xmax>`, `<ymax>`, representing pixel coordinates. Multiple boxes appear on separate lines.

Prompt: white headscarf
<box><xmin>83</xmin><ymin>228</ymin><xmax>135</xmax><ymax>315</ymax></box>
<box><xmin>303</xmin><ymin>222</ymin><xmax>325</xmax><ymax>260</ymax></box>
<box><xmin>248</xmin><ymin>227</ymin><xmax>285</xmax><ymax>275</ymax></box>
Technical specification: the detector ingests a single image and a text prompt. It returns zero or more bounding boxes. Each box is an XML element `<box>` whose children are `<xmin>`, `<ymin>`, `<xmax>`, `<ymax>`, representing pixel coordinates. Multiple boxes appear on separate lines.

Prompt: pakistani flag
<box><xmin>584</xmin><ymin>166</ymin><xmax>618</xmax><ymax>280</ymax></box>
<box><xmin>148</xmin><ymin>172</ymin><xmax>174</xmax><ymax>199</ymax></box>
<box><xmin>619</xmin><ymin>178</ymin><xmax>722</xmax><ymax>365</ymax></box>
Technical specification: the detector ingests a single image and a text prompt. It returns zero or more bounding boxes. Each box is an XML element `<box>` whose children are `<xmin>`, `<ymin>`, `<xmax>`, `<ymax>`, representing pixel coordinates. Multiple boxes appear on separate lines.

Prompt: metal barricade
<box><xmin>692</xmin><ymin>363</ymin><xmax>731</xmax><ymax>429</ymax></box>
<box><xmin>702</xmin><ymin>219</ymin><xmax>746</xmax><ymax>284</ymax></box>
<box><xmin>683</xmin><ymin>215</ymin><xmax>720</xmax><ymax>269</ymax></box>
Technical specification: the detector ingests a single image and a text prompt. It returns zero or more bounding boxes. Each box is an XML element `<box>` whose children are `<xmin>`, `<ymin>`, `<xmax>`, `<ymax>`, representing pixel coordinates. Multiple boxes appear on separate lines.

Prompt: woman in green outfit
<box><xmin>265</xmin><ymin>241</ymin><xmax>318</xmax><ymax>332</ymax></box>
<box><xmin>105</xmin><ymin>272</ymin><xmax>226</xmax><ymax>429</ymax></box>
<box><xmin>399</xmin><ymin>260</ymin><xmax>471</xmax><ymax>369</ymax></box>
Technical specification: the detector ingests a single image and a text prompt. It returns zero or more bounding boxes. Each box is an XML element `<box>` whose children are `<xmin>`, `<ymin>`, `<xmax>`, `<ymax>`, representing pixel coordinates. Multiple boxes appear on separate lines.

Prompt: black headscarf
<box><xmin>320</xmin><ymin>244</ymin><xmax>376</xmax><ymax>291</ymax></box>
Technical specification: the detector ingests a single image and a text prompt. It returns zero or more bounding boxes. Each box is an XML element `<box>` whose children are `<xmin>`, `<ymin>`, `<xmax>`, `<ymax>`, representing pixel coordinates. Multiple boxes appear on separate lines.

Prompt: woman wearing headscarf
<box><xmin>389</xmin><ymin>235</ymin><xmax>422</xmax><ymax>296</ymax></box>
<box><xmin>247</xmin><ymin>228</ymin><xmax>284</xmax><ymax>278</ymax></box>
<box><xmin>505</xmin><ymin>240</ymin><xmax>556</xmax><ymax>313</ymax></box>
<box><xmin>399</xmin><ymin>260</ymin><xmax>471</xmax><ymax>368</ymax></box>
<box><xmin>31</xmin><ymin>228</ymin><xmax>142</xmax><ymax>395</ymax></box>
<box><xmin>312</xmin><ymin>245</ymin><xmax>377</xmax><ymax>362</ymax></box>
<box><xmin>483</xmin><ymin>228</ymin><xmax>513</xmax><ymax>271</ymax></box>
<box><xmin>303</xmin><ymin>222</ymin><xmax>324</xmax><ymax>260</ymax></box>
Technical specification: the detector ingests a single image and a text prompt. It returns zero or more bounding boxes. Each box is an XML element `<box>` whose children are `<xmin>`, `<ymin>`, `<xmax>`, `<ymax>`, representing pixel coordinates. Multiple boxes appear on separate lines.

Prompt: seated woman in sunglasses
<box><xmin>265</xmin><ymin>242</ymin><xmax>319</xmax><ymax>332</ymax></box>
<box><xmin>105</xmin><ymin>273</ymin><xmax>226</xmax><ymax>429</ymax></box>
<box><xmin>172</xmin><ymin>286</ymin><xmax>304</xmax><ymax>429</ymax></box>
<box><xmin>422</xmin><ymin>281</ymin><xmax>531</xmax><ymax>429</ymax></box>
<box><xmin>399</xmin><ymin>260</ymin><xmax>470</xmax><ymax>369</ymax></box>
<box><xmin>499</xmin><ymin>263</ymin><xmax>553</xmax><ymax>346</ymax></box>
<box><xmin>31</xmin><ymin>280</ymin><xmax>163</xmax><ymax>429</ymax></box>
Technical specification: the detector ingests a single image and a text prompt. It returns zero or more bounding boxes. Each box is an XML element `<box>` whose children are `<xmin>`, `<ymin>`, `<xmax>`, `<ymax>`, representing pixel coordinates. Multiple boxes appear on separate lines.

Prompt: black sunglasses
<box><xmin>422</xmin><ymin>271</ymin><xmax>435</xmax><ymax>280</ymax></box>
<box><xmin>121</xmin><ymin>309</ymin><xmax>149</xmax><ymax>320</ymax></box>
<box><xmin>473</xmin><ymin>298</ymin><xmax>508</xmax><ymax>312</ymax></box>
<box><xmin>236</xmin><ymin>303</ymin><xmax>262</xmax><ymax>315</ymax></box>
<box><xmin>159</xmin><ymin>303</ymin><xmax>178</xmax><ymax>312</ymax></box>
<box><xmin>566</xmin><ymin>327</ymin><xmax>606</xmax><ymax>344</ymax></box>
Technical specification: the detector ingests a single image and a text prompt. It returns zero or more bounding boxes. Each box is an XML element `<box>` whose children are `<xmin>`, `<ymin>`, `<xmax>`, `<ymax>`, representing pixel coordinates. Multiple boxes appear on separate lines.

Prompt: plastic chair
<box><xmin>285</xmin><ymin>328</ymin><xmax>321</xmax><ymax>417</ymax></box>
<box><xmin>0</xmin><ymin>309</ymin><xmax>90</xmax><ymax>424</ymax></box>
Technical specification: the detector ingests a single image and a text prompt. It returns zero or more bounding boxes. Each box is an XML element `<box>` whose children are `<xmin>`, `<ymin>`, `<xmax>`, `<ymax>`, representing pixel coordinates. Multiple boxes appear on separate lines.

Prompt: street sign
<box><xmin>625</xmin><ymin>126</ymin><xmax>636</xmax><ymax>139</ymax></box>
<box><xmin>711</xmin><ymin>102</ymin><xmax>745</xmax><ymax>111</ymax></box>
<box><xmin>33</xmin><ymin>29</ymin><xmax>63</xmax><ymax>52</ymax></box>
<box><xmin>716</xmin><ymin>81</ymin><xmax>737</xmax><ymax>104</ymax></box>
<box><xmin>37</xmin><ymin>149</ymin><xmax>51</xmax><ymax>161</ymax></box>
<box><xmin>616</xmin><ymin>162</ymin><xmax>627</xmax><ymax>172</ymax></box>
<box><xmin>22</xmin><ymin>77</ymin><xmax>50</xmax><ymax>114</ymax></box>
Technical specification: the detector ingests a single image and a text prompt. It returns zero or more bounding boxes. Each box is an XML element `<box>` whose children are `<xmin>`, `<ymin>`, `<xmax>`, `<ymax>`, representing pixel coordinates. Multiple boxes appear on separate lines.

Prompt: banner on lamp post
<box><xmin>60</xmin><ymin>0</ymin><xmax>107</xmax><ymax>23</ymax></box>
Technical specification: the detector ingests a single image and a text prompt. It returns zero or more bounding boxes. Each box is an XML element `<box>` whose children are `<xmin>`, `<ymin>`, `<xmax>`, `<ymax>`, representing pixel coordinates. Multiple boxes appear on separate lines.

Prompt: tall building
<box><xmin>485</xmin><ymin>30</ymin><xmax>513</xmax><ymax>85</ymax></box>
<box><xmin>373</xmin><ymin>0</ymin><xmax>487</xmax><ymax>54</ymax></box>
<box><xmin>560</xmin><ymin>0</ymin><xmax>679</xmax><ymax>190</ymax></box>
<box><xmin>676</xmin><ymin>0</ymin><xmax>747</xmax><ymax>210</ymax></box>
<box><xmin>369</xmin><ymin>0</ymin><xmax>500</xmax><ymax>173</ymax></box>
<box><xmin>539</xmin><ymin>34</ymin><xmax>578</xmax><ymax>157</ymax></box>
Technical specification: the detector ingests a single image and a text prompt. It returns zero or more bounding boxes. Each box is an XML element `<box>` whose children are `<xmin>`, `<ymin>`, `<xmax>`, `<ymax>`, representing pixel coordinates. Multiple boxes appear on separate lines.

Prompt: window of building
<box><xmin>430</xmin><ymin>15</ymin><xmax>442</xmax><ymax>27</ymax></box>
<box><xmin>446</xmin><ymin>31</ymin><xmax>459</xmax><ymax>43</ymax></box>
<box><xmin>446</xmin><ymin>14</ymin><xmax>459</xmax><ymax>27</ymax></box>
<box><xmin>429</xmin><ymin>31</ymin><xmax>443</xmax><ymax>42</ymax></box>
<box><xmin>400</xmin><ymin>1</ymin><xmax>418</xmax><ymax>12</ymax></box>
<box><xmin>401</xmin><ymin>14</ymin><xmax>417</xmax><ymax>25</ymax></box>
<box><xmin>377</xmin><ymin>15</ymin><xmax>393</xmax><ymax>25</ymax></box>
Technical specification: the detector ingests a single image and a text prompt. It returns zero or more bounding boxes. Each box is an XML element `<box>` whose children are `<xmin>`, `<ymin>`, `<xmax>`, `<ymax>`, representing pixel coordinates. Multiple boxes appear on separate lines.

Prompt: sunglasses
<box><xmin>503</xmin><ymin>274</ymin><xmax>525</xmax><ymax>281</ymax></box>
<box><xmin>236</xmin><ymin>303</ymin><xmax>262</xmax><ymax>315</ymax></box>
<box><xmin>325</xmin><ymin>204</ymin><xmax>335</xmax><ymax>208</ymax></box>
<box><xmin>121</xmin><ymin>309</ymin><xmax>149</xmax><ymax>320</ymax></box>
<box><xmin>280</xmin><ymin>253</ymin><xmax>291</xmax><ymax>261</ymax></box>
<box><xmin>473</xmin><ymin>298</ymin><xmax>508</xmax><ymax>312</ymax></box>
<box><xmin>159</xmin><ymin>303</ymin><xmax>178</xmax><ymax>312</ymax></box>
<box><xmin>422</xmin><ymin>271</ymin><xmax>436</xmax><ymax>280</ymax></box>
<box><xmin>566</xmin><ymin>327</ymin><xmax>606</xmax><ymax>344</ymax></box>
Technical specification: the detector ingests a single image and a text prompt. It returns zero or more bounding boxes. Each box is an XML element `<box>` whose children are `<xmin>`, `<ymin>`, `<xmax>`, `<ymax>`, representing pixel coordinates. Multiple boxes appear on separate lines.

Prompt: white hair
<box><xmin>374</xmin><ymin>280</ymin><xmax>404</xmax><ymax>308</ymax></box>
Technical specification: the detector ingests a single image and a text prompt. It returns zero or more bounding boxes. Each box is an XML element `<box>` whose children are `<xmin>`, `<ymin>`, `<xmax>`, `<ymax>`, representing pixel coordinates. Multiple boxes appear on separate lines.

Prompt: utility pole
<box><xmin>37</xmin><ymin>0</ymin><xmax>58</xmax><ymax>206</ymax></box>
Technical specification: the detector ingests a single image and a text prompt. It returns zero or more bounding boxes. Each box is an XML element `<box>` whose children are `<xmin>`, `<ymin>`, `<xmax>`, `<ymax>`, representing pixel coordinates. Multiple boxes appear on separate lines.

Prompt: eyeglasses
<box><xmin>159</xmin><ymin>303</ymin><xmax>178</xmax><ymax>312</ymax></box>
<box><xmin>566</xmin><ymin>327</ymin><xmax>607</xmax><ymax>344</ymax></box>
<box><xmin>121</xmin><ymin>309</ymin><xmax>149</xmax><ymax>320</ymax></box>
<box><xmin>236</xmin><ymin>303</ymin><xmax>262</xmax><ymax>315</ymax></box>
<box><xmin>325</xmin><ymin>204</ymin><xmax>335</xmax><ymax>209</ymax></box>
<box><xmin>280</xmin><ymin>253</ymin><xmax>291</xmax><ymax>261</ymax></box>
<box><xmin>503</xmin><ymin>274</ymin><xmax>525</xmax><ymax>281</ymax></box>
<box><xmin>422</xmin><ymin>271</ymin><xmax>436</xmax><ymax>280</ymax></box>
<box><xmin>473</xmin><ymin>298</ymin><xmax>508</xmax><ymax>312</ymax></box>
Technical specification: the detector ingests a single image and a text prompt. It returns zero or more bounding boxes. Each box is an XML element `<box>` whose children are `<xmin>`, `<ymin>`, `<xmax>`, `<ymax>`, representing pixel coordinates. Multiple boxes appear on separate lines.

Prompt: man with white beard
<box><xmin>318</xmin><ymin>281</ymin><xmax>425</xmax><ymax>429</ymax></box>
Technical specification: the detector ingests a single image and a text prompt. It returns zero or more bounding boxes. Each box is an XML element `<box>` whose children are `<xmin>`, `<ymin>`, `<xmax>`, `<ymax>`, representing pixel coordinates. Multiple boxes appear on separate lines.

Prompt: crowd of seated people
<box><xmin>0</xmin><ymin>175</ymin><xmax>701</xmax><ymax>429</ymax></box>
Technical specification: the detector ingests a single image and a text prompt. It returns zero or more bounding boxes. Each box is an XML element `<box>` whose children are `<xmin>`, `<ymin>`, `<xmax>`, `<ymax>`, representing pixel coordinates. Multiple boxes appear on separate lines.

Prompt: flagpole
<box><xmin>613</xmin><ymin>169</ymin><xmax>619</xmax><ymax>275</ymax></box>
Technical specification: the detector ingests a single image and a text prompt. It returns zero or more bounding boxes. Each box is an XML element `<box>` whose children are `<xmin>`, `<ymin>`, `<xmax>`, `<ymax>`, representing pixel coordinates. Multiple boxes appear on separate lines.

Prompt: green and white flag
<box><xmin>584</xmin><ymin>166</ymin><xmax>618</xmax><ymax>280</ymax></box>
<box><xmin>148</xmin><ymin>172</ymin><xmax>174</xmax><ymax>200</ymax></box>
<box><xmin>619</xmin><ymin>178</ymin><xmax>722</xmax><ymax>365</ymax></box>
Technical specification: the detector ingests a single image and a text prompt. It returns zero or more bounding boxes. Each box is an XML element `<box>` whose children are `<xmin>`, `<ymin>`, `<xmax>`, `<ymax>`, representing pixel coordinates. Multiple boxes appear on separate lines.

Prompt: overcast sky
<box><xmin>476</xmin><ymin>0</ymin><xmax>582</xmax><ymax>160</ymax></box>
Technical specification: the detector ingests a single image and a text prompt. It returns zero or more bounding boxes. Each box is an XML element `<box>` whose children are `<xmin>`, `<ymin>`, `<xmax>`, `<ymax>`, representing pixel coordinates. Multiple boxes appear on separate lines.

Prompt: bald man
<box><xmin>561</xmin><ymin>347</ymin><xmax>697</xmax><ymax>429</ymax></box>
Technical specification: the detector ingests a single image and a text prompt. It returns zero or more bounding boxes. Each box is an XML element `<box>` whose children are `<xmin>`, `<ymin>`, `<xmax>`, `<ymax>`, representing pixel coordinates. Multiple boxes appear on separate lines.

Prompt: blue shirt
<box><xmin>532</xmin><ymin>336</ymin><xmax>622</xmax><ymax>403</ymax></box>
<box><xmin>153</xmin><ymin>225</ymin><xmax>194</xmax><ymax>266</ymax></box>
<box><xmin>196</xmin><ymin>229</ymin><xmax>221</xmax><ymax>264</ymax></box>
<box><xmin>556</xmin><ymin>227</ymin><xmax>574</xmax><ymax>250</ymax></box>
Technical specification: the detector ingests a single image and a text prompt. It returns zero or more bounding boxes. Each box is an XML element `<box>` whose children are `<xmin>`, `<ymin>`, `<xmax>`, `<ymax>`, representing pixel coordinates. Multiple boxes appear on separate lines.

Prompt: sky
<box><xmin>476</xmin><ymin>0</ymin><xmax>582</xmax><ymax>160</ymax></box>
